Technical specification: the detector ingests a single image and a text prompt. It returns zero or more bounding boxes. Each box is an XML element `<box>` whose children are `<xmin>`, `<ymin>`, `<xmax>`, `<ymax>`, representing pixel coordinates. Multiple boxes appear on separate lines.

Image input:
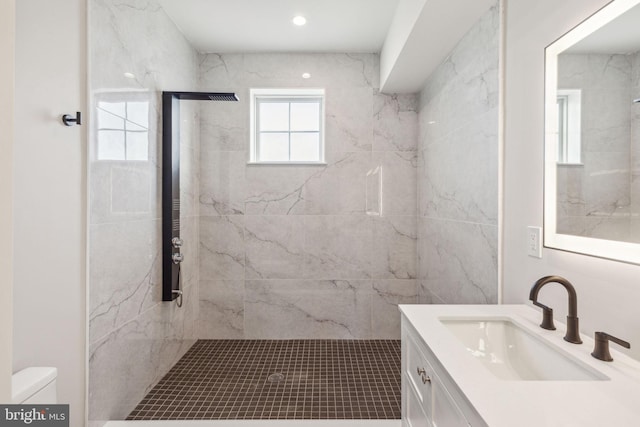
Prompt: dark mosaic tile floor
<box><xmin>127</xmin><ymin>339</ymin><xmax>401</xmax><ymax>420</ymax></box>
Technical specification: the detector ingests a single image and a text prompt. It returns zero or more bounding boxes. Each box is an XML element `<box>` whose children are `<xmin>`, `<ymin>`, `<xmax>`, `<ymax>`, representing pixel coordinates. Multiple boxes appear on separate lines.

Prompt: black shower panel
<box><xmin>162</xmin><ymin>91</ymin><xmax>238</xmax><ymax>302</ymax></box>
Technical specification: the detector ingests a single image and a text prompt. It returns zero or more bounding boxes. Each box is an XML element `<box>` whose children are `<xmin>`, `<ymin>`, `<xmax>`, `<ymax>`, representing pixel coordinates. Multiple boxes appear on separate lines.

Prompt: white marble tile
<box><xmin>448</xmin><ymin>4</ymin><xmax>500</xmax><ymax>77</ymax></box>
<box><xmin>245</xmin><ymin>215</ymin><xmax>305</xmax><ymax>279</ymax></box>
<box><xmin>199</xmin><ymin>150</ymin><xmax>246</xmax><ymax>215</ymax></box>
<box><xmin>199</xmin><ymin>100</ymin><xmax>248</xmax><ymax>152</ymax></box>
<box><xmin>583</xmin><ymin>151</ymin><xmax>630</xmax><ymax>216</ymax></box>
<box><xmin>417</xmin><ymin>282</ymin><xmax>445</xmax><ymax>304</ymax></box>
<box><xmin>559</xmin><ymin>216</ymin><xmax>633</xmax><ymax>243</ymax></box>
<box><xmin>89</xmin><ymin>219</ymin><xmax>161</xmax><ymax>343</ymax></box>
<box><xmin>90</xmin><ymin>0</ymin><xmax>201</xmax><ymax>422</ymax></box>
<box><xmin>421</xmin><ymin>108</ymin><xmax>499</xmax><ymax>225</ymax></box>
<box><xmin>371</xmin><ymin>280</ymin><xmax>418</xmax><ymax>339</ymax></box>
<box><xmin>245</xmin><ymin>165</ymin><xmax>317</xmax><ymax>215</ymax></box>
<box><xmin>199</xmin><ymin>215</ymin><xmax>245</xmax><ymax>281</ymax></box>
<box><xmin>90</xmin><ymin>160</ymin><xmax>159</xmax><ymax>224</ymax></box>
<box><xmin>373</xmin><ymin>92</ymin><xmax>419</xmax><ymax>152</ymax></box>
<box><xmin>417</xmin><ymin>30</ymin><xmax>496</xmax><ymax>310</ymax></box>
<box><xmin>89</xmin><ymin>283</ymin><xmax>197</xmax><ymax>421</ymax></box>
<box><xmin>244</xmin><ymin>280</ymin><xmax>372</xmax><ymax>339</ymax></box>
<box><xmin>418</xmin><ymin>217</ymin><xmax>498</xmax><ymax>304</ymax></box>
<box><xmin>304</xmin><ymin>215</ymin><xmax>373</xmax><ymax>280</ymax></box>
<box><xmin>178</xmin><ymin>215</ymin><xmax>199</xmax><ymax>289</ymax></box>
<box><xmin>419</xmin><ymin>24</ymin><xmax>499</xmax><ymax>147</ymax></box>
<box><xmin>304</xmin><ymin>152</ymin><xmax>371</xmax><ymax>215</ymax></box>
<box><xmin>556</xmin><ymin>165</ymin><xmax>586</xmax><ymax>218</ymax></box>
<box><xmin>198</xmin><ymin>280</ymin><xmax>244</xmax><ymax>339</ymax></box>
<box><xmin>325</xmin><ymin>87</ymin><xmax>374</xmax><ymax>153</ymax></box>
<box><xmin>372</xmin><ymin>151</ymin><xmax>418</xmax><ymax>216</ymax></box>
<box><xmin>91</xmin><ymin>0</ymin><xmax>197</xmax><ymax>91</ymax></box>
<box><xmin>372</xmin><ymin>216</ymin><xmax>417</xmax><ymax>280</ymax></box>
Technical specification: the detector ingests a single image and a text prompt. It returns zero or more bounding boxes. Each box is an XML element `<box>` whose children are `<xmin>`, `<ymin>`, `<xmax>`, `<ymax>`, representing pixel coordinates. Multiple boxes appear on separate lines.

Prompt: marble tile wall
<box><xmin>197</xmin><ymin>53</ymin><xmax>419</xmax><ymax>339</ymax></box>
<box><xmin>88</xmin><ymin>0</ymin><xmax>199</xmax><ymax>423</ymax></box>
<box><xmin>556</xmin><ymin>53</ymin><xmax>637</xmax><ymax>242</ymax></box>
<box><xmin>417</xmin><ymin>4</ymin><xmax>500</xmax><ymax>304</ymax></box>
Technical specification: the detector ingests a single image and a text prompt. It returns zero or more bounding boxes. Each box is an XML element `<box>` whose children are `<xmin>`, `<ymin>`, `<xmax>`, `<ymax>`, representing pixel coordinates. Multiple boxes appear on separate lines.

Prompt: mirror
<box><xmin>544</xmin><ymin>0</ymin><xmax>640</xmax><ymax>264</ymax></box>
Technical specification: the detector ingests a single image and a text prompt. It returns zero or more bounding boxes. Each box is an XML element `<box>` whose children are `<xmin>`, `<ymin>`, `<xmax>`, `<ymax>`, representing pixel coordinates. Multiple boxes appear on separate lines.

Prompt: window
<box><xmin>556</xmin><ymin>89</ymin><xmax>582</xmax><ymax>164</ymax></box>
<box><xmin>97</xmin><ymin>98</ymin><xmax>150</xmax><ymax>161</ymax></box>
<box><xmin>250</xmin><ymin>88</ymin><xmax>325</xmax><ymax>164</ymax></box>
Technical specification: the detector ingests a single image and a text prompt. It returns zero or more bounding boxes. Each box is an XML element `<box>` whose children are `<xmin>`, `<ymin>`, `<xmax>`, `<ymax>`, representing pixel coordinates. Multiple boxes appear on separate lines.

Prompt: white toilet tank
<box><xmin>11</xmin><ymin>367</ymin><xmax>58</xmax><ymax>404</ymax></box>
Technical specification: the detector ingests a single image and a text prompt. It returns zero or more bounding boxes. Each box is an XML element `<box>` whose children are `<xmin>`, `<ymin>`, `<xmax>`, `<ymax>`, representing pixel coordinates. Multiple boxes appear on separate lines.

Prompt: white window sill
<box><xmin>557</xmin><ymin>162</ymin><xmax>584</xmax><ymax>167</ymax></box>
<box><xmin>247</xmin><ymin>161</ymin><xmax>327</xmax><ymax>166</ymax></box>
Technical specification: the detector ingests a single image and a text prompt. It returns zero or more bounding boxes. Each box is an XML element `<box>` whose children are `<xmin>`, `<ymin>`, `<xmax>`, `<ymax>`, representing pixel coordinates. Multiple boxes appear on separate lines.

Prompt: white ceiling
<box><xmin>159</xmin><ymin>0</ymin><xmax>400</xmax><ymax>53</ymax></box>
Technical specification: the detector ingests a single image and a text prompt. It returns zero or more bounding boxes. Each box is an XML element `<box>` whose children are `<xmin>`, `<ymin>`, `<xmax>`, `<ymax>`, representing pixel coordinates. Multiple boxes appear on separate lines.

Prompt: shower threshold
<box><xmin>127</xmin><ymin>340</ymin><xmax>401</xmax><ymax>421</ymax></box>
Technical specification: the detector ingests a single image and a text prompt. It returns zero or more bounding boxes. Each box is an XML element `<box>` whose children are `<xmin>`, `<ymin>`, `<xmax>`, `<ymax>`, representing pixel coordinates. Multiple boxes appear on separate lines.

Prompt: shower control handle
<box><xmin>172</xmin><ymin>253</ymin><xmax>184</xmax><ymax>264</ymax></box>
<box><xmin>171</xmin><ymin>237</ymin><xmax>184</xmax><ymax>248</ymax></box>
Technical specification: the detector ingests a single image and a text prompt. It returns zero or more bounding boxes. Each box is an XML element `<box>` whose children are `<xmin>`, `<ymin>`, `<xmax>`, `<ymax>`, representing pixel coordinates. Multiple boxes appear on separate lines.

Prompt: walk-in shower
<box><xmin>89</xmin><ymin>2</ymin><xmax>416</xmax><ymax>424</ymax></box>
<box><xmin>162</xmin><ymin>91</ymin><xmax>239</xmax><ymax>305</ymax></box>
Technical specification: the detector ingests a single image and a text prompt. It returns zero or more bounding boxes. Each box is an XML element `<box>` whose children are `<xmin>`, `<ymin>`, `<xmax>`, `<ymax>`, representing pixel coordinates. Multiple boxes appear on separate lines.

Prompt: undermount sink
<box><xmin>440</xmin><ymin>318</ymin><xmax>608</xmax><ymax>381</ymax></box>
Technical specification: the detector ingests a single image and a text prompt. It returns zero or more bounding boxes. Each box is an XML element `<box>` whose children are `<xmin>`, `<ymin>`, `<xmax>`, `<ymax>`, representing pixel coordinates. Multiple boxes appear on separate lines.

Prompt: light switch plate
<box><xmin>527</xmin><ymin>226</ymin><xmax>542</xmax><ymax>258</ymax></box>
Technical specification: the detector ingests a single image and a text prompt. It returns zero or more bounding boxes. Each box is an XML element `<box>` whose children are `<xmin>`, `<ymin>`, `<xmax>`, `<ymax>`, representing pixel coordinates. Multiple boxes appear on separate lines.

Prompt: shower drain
<box><xmin>267</xmin><ymin>373</ymin><xmax>285</xmax><ymax>383</ymax></box>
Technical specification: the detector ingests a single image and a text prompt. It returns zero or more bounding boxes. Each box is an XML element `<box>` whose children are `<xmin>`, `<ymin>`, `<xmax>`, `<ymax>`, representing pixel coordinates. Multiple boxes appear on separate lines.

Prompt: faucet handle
<box><xmin>591</xmin><ymin>332</ymin><xmax>630</xmax><ymax>362</ymax></box>
<box><xmin>531</xmin><ymin>301</ymin><xmax>556</xmax><ymax>330</ymax></box>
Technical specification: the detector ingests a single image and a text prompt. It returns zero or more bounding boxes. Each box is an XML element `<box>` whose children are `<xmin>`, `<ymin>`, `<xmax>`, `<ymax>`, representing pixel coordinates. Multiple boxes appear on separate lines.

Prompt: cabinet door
<box><xmin>405</xmin><ymin>375</ymin><xmax>433</xmax><ymax>427</ymax></box>
<box><xmin>432</xmin><ymin>374</ymin><xmax>470</xmax><ymax>427</ymax></box>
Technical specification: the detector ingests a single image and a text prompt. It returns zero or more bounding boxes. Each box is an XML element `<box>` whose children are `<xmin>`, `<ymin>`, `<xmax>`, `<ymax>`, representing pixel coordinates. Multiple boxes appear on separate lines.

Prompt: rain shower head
<box><xmin>208</xmin><ymin>93</ymin><xmax>239</xmax><ymax>102</ymax></box>
<box><xmin>164</xmin><ymin>91</ymin><xmax>239</xmax><ymax>102</ymax></box>
<box><xmin>634</xmin><ymin>98</ymin><xmax>640</xmax><ymax>104</ymax></box>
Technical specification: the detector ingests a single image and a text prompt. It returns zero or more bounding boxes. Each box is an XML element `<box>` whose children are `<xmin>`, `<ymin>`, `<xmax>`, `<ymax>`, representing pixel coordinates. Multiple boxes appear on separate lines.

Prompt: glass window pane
<box><xmin>98</xmin><ymin>101</ymin><xmax>126</xmax><ymax>118</ymax></box>
<box><xmin>259</xmin><ymin>132</ymin><xmax>289</xmax><ymax>161</ymax></box>
<box><xmin>98</xmin><ymin>108</ymin><xmax>125</xmax><ymax>130</ymax></box>
<box><xmin>259</xmin><ymin>101</ymin><xmax>289</xmax><ymax>131</ymax></box>
<box><xmin>290</xmin><ymin>132</ymin><xmax>320</xmax><ymax>162</ymax></box>
<box><xmin>97</xmin><ymin>130</ymin><xmax>125</xmax><ymax>160</ymax></box>
<box><xmin>127</xmin><ymin>101</ymin><xmax>149</xmax><ymax>128</ymax></box>
<box><xmin>126</xmin><ymin>120</ymin><xmax>147</xmax><ymax>132</ymax></box>
<box><xmin>290</xmin><ymin>102</ymin><xmax>320</xmax><ymax>131</ymax></box>
<box><xmin>126</xmin><ymin>131</ymin><xmax>149</xmax><ymax>161</ymax></box>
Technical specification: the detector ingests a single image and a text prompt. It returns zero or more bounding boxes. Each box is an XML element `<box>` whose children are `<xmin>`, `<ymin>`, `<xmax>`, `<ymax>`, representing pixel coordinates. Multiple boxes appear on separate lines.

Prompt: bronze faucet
<box><xmin>529</xmin><ymin>275</ymin><xmax>582</xmax><ymax>344</ymax></box>
<box><xmin>591</xmin><ymin>332</ymin><xmax>630</xmax><ymax>361</ymax></box>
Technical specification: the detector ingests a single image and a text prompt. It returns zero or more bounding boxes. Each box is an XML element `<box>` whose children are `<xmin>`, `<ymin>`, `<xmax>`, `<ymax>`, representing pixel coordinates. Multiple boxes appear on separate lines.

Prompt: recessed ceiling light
<box><xmin>302</xmin><ymin>73</ymin><xmax>311</xmax><ymax>79</ymax></box>
<box><xmin>292</xmin><ymin>16</ymin><xmax>307</xmax><ymax>26</ymax></box>
<box><xmin>123</xmin><ymin>72</ymin><xmax>136</xmax><ymax>79</ymax></box>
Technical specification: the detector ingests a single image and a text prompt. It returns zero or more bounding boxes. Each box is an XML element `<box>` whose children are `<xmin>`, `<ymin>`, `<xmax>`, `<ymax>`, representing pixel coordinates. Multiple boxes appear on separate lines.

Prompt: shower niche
<box><xmin>162</xmin><ymin>91</ymin><xmax>238</xmax><ymax>302</ymax></box>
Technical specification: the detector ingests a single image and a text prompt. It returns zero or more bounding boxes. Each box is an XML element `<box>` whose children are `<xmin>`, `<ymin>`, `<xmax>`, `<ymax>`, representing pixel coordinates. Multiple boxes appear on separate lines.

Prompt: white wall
<box><xmin>14</xmin><ymin>0</ymin><xmax>87</xmax><ymax>424</ymax></box>
<box><xmin>0</xmin><ymin>0</ymin><xmax>15</xmax><ymax>404</ymax></box>
<box><xmin>504</xmin><ymin>0</ymin><xmax>640</xmax><ymax>360</ymax></box>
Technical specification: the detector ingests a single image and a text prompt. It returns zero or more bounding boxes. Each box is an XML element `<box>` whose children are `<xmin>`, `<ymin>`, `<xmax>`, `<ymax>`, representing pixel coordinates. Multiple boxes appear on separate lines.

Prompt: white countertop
<box><xmin>399</xmin><ymin>304</ymin><xmax>640</xmax><ymax>427</ymax></box>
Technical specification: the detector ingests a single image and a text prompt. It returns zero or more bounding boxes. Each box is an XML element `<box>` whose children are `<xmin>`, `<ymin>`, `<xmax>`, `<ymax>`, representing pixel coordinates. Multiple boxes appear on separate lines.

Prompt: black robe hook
<box><xmin>62</xmin><ymin>111</ymin><xmax>82</xmax><ymax>126</ymax></box>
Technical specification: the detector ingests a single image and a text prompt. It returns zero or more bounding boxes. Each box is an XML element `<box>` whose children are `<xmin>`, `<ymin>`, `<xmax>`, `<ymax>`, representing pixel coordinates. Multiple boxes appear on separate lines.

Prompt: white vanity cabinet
<box><xmin>402</xmin><ymin>314</ymin><xmax>486</xmax><ymax>427</ymax></box>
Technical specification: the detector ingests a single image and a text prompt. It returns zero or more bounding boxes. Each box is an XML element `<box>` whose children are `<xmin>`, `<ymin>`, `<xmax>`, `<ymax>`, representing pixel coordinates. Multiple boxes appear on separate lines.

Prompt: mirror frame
<box><xmin>544</xmin><ymin>0</ymin><xmax>640</xmax><ymax>265</ymax></box>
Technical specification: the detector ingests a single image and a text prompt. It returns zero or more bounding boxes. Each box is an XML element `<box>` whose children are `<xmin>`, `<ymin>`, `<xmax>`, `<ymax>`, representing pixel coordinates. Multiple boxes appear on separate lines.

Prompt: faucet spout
<box><xmin>529</xmin><ymin>275</ymin><xmax>582</xmax><ymax>344</ymax></box>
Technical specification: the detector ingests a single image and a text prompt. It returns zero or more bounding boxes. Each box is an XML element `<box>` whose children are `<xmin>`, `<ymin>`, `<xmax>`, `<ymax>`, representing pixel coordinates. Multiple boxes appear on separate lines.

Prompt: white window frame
<box><xmin>556</xmin><ymin>89</ymin><xmax>582</xmax><ymax>165</ymax></box>
<box><xmin>249</xmin><ymin>88</ymin><xmax>326</xmax><ymax>165</ymax></box>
